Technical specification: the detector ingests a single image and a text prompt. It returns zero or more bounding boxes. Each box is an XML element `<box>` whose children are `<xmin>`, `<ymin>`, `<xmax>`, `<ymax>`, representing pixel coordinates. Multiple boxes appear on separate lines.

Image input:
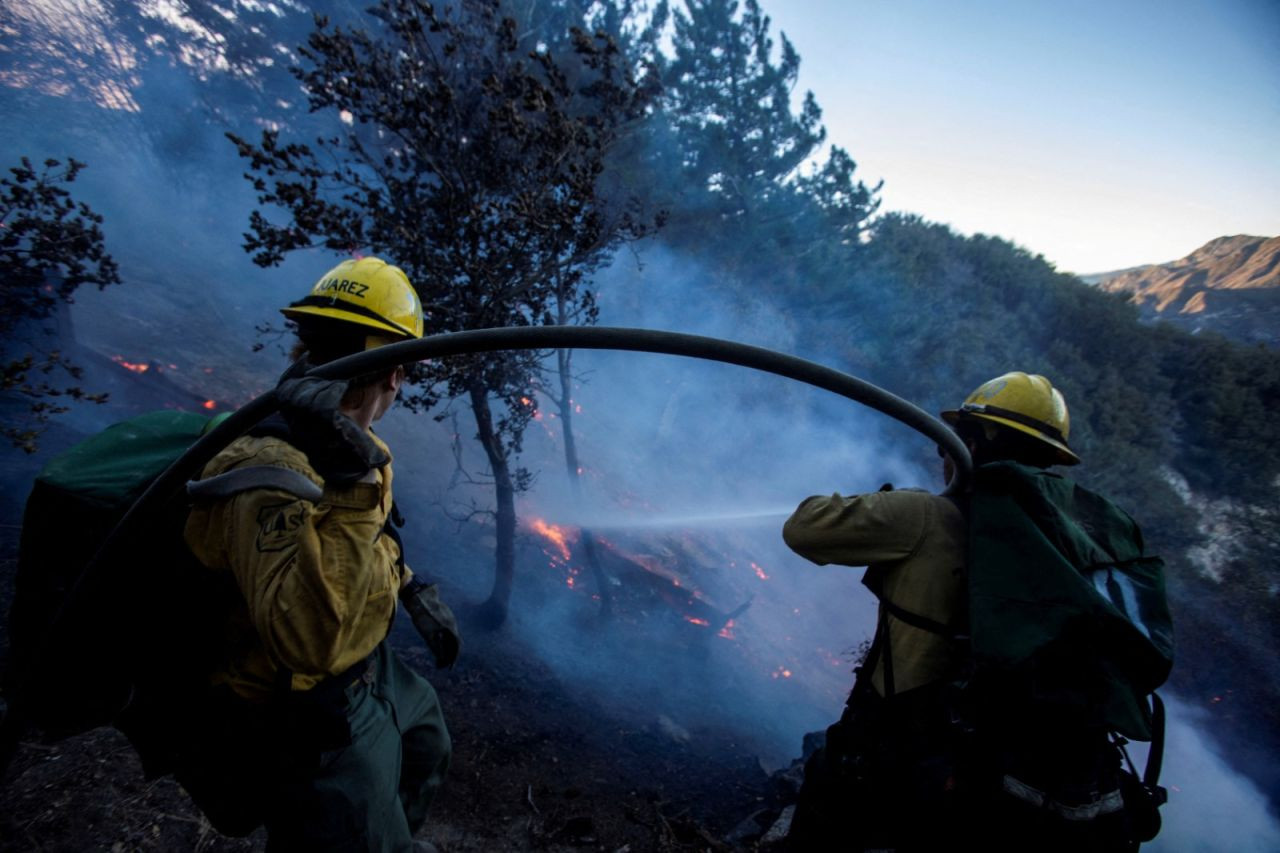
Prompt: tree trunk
<box><xmin>469</xmin><ymin>381</ymin><xmax>516</xmax><ymax>629</ymax></box>
<box><xmin>554</xmin><ymin>347</ymin><xmax>613</xmax><ymax>618</ymax></box>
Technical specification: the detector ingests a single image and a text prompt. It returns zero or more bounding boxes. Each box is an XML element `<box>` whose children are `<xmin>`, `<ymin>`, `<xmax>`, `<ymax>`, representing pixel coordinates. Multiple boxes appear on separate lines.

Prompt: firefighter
<box><xmin>781</xmin><ymin>372</ymin><xmax>1148</xmax><ymax>852</ymax></box>
<box><xmin>180</xmin><ymin>257</ymin><xmax>459</xmax><ymax>851</ymax></box>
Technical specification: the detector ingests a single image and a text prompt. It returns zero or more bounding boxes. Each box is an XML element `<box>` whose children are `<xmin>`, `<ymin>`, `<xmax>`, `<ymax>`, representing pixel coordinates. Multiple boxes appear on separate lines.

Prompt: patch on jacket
<box><xmin>256</xmin><ymin>500</ymin><xmax>304</xmax><ymax>552</ymax></box>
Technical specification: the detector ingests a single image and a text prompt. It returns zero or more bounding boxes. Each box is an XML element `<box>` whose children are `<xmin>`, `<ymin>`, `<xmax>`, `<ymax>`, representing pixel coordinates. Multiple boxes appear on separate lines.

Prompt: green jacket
<box><xmin>783</xmin><ymin>489</ymin><xmax>966</xmax><ymax>696</ymax></box>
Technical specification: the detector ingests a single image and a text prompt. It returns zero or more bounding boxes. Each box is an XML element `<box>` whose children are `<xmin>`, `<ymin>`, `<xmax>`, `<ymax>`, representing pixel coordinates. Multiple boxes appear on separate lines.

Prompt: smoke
<box><xmin>377</xmin><ymin>242</ymin><xmax>942</xmax><ymax>763</ymax></box>
<box><xmin>1132</xmin><ymin>696</ymin><xmax>1280</xmax><ymax>852</ymax></box>
<box><xmin>387</xmin><ymin>240</ymin><xmax>1280</xmax><ymax>847</ymax></box>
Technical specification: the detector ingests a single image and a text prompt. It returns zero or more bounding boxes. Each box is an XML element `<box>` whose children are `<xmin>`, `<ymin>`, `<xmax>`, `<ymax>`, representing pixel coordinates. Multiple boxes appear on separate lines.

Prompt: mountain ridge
<box><xmin>1095</xmin><ymin>235</ymin><xmax>1280</xmax><ymax>346</ymax></box>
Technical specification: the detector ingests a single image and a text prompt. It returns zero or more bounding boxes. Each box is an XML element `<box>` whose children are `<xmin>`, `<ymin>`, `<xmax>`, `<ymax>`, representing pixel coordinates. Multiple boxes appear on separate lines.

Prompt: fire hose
<box><xmin>0</xmin><ymin>327</ymin><xmax>970</xmax><ymax>773</ymax></box>
<box><xmin>90</xmin><ymin>325</ymin><xmax>974</xmax><ymax>591</ymax></box>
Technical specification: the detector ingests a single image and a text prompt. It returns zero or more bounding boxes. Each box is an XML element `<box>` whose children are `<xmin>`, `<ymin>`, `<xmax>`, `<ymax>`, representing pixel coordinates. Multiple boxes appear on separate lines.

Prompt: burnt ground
<box><xmin>0</xmin><ymin>628</ymin><xmax>797</xmax><ymax>853</ymax></box>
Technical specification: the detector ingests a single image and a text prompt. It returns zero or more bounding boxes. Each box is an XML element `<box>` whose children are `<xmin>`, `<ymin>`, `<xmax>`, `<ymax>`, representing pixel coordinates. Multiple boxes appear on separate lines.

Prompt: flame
<box><xmin>529</xmin><ymin>518</ymin><xmax>572</xmax><ymax>561</ymax></box>
<box><xmin>751</xmin><ymin>562</ymin><xmax>770</xmax><ymax>581</ymax></box>
<box><xmin>112</xmin><ymin>356</ymin><xmax>150</xmax><ymax>374</ymax></box>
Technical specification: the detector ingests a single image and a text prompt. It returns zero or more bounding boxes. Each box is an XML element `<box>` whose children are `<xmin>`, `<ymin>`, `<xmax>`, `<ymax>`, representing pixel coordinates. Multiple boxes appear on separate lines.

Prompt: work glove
<box><xmin>401</xmin><ymin>577</ymin><xmax>461</xmax><ymax>668</ymax></box>
<box><xmin>275</xmin><ymin>368</ymin><xmax>389</xmax><ymax>485</ymax></box>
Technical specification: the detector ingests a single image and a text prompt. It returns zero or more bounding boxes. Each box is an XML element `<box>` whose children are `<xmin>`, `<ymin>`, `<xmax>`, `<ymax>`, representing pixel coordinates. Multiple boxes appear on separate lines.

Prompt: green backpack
<box><xmin>963</xmin><ymin>461</ymin><xmax>1174</xmax><ymax>841</ymax></box>
<box><xmin>2</xmin><ymin>409</ymin><xmax>317</xmax><ymax>777</ymax></box>
<box><xmin>967</xmin><ymin>461</ymin><xmax>1174</xmax><ymax>738</ymax></box>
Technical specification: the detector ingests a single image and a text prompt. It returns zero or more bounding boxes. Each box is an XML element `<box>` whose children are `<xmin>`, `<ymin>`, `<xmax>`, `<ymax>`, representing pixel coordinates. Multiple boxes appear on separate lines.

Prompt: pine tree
<box><xmin>664</xmin><ymin>0</ymin><xmax>824</xmax><ymax>222</ymax></box>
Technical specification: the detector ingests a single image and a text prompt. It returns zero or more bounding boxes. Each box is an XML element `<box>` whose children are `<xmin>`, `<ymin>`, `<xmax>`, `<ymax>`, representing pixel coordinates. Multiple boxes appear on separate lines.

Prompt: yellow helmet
<box><xmin>941</xmin><ymin>371</ymin><xmax>1080</xmax><ymax>466</ymax></box>
<box><xmin>280</xmin><ymin>257</ymin><xmax>424</xmax><ymax>342</ymax></box>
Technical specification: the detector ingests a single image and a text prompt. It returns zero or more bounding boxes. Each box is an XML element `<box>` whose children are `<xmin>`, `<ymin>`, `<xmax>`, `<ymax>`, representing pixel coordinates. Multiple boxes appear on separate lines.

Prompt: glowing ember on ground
<box><xmin>771</xmin><ymin>666</ymin><xmax>793</xmax><ymax>679</ymax></box>
<box><xmin>751</xmin><ymin>562</ymin><xmax>770</xmax><ymax>581</ymax></box>
<box><xmin>202</xmin><ymin>400</ymin><xmax>217</xmax><ymax>410</ymax></box>
<box><xmin>529</xmin><ymin>518</ymin><xmax>572</xmax><ymax>561</ymax></box>
<box><xmin>684</xmin><ymin>616</ymin><xmax>710</xmax><ymax>627</ymax></box>
<box><xmin>817</xmin><ymin>648</ymin><xmax>845</xmax><ymax>668</ymax></box>
<box><xmin>717</xmin><ymin>619</ymin><xmax>736</xmax><ymax>640</ymax></box>
<box><xmin>112</xmin><ymin>356</ymin><xmax>150</xmax><ymax>373</ymax></box>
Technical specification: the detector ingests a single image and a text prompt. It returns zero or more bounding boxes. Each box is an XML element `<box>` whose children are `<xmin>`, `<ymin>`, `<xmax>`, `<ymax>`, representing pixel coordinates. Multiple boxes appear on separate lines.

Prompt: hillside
<box><xmin>1097</xmin><ymin>235</ymin><xmax>1280</xmax><ymax>346</ymax></box>
<box><xmin>4</xmin><ymin>0</ymin><xmax>1280</xmax><ymax>847</ymax></box>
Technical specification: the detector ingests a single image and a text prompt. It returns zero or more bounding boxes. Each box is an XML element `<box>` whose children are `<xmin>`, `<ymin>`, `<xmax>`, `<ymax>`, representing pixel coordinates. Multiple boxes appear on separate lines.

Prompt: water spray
<box><xmin>560</xmin><ymin>507</ymin><xmax>796</xmax><ymax>531</ymax></box>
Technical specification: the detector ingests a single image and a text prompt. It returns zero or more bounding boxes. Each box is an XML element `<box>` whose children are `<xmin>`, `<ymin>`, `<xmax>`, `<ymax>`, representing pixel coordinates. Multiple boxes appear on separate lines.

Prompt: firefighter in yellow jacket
<box><xmin>781</xmin><ymin>372</ymin><xmax>1085</xmax><ymax>851</ymax></box>
<box><xmin>180</xmin><ymin>258</ymin><xmax>458</xmax><ymax>851</ymax></box>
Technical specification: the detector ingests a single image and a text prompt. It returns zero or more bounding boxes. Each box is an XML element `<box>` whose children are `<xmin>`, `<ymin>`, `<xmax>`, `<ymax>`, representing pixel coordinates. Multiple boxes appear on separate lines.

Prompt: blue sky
<box><xmin>760</xmin><ymin>0</ymin><xmax>1280</xmax><ymax>273</ymax></box>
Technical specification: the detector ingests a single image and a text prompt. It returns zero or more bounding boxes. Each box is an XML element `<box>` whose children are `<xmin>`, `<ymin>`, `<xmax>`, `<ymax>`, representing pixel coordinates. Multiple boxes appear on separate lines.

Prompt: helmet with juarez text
<box><xmin>280</xmin><ymin>257</ymin><xmax>423</xmax><ymax>342</ymax></box>
<box><xmin>941</xmin><ymin>371</ymin><xmax>1080</xmax><ymax>466</ymax></box>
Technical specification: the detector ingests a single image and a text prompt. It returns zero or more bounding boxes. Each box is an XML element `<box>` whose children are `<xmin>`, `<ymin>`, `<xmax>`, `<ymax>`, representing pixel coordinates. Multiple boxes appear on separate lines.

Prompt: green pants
<box><xmin>263</xmin><ymin>643</ymin><xmax>452</xmax><ymax>852</ymax></box>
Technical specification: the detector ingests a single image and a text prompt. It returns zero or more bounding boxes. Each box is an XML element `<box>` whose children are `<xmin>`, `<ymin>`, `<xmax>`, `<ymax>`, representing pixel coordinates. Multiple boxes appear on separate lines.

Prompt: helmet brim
<box><xmin>942</xmin><ymin>409</ymin><xmax>1081</xmax><ymax>466</ymax></box>
<box><xmin>281</xmin><ymin>304</ymin><xmax>417</xmax><ymax>340</ymax></box>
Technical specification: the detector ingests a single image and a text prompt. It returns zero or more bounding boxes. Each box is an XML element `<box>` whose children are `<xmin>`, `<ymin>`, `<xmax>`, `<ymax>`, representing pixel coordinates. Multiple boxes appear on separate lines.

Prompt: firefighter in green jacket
<box><xmin>781</xmin><ymin>371</ymin><xmax>1123</xmax><ymax>851</ymax></box>
<box><xmin>181</xmin><ymin>258</ymin><xmax>458</xmax><ymax>852</ymax></box>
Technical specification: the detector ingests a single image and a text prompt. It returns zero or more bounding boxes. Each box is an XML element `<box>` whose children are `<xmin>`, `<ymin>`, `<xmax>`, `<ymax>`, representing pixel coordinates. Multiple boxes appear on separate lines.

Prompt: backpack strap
<box><xmin>1112</xmin><ymin>692</ymin><xmax>1170</xmax><ymax>807</ymax></box>
<box><xmin>878</xmin><ymin>607</ymin><xmax>895</xmax><ymax>699</ymax></box>
<box><xmin>880</xmin><ymin>598</ymin><xmax>966</xmax><ymax>640</ymax></box>
<box><xmin>1145</xmin><ymin>692</ymin><xmax>1166</xmax><ymax>792</ymax></box>
<box><xmin>186</xmin><ymin>466</ymin><xmax>323</xmax><ymax>503</ymax></box>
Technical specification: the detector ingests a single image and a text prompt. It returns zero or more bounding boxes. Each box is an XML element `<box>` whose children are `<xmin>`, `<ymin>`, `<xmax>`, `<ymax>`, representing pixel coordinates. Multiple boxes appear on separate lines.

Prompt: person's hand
<box><xmin>276</xmin><ymin>374</ymin><xmax>388</xmax><ymax>484</ymax></box>
<box><xmin>400</xmin><ymin>579</ymin><xmax>461</xmax><ymax>668</ymax></box>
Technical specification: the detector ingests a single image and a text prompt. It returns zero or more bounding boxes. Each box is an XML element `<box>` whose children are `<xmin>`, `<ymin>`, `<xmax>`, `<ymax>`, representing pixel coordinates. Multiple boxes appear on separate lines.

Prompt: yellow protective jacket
<box><xmin>184</xmin><ymin>432</ymin><xmax>410</xmax><ymax>701</ymax></box>
<box><xmin>783</xmin><ymin>489</ymin><xmax>965</xmax><ymax>696</ymax></box>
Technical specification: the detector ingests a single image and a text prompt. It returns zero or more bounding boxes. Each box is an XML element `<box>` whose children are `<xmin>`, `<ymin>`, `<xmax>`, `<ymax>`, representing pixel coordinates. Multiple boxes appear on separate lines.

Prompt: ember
<box><xmin>529</xmin><ymin>518</ymin><xmax>573</xmax><ymax>561</ymax></box>
<box><xmin>112</xmin><ymin>356</ymin><xmax>150</xmax><ymax>374</ymax></box>
<box><xmin>751</xmin><ymin>562</ymin><xmax>770</xmax><ymax>581</ymax></box>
